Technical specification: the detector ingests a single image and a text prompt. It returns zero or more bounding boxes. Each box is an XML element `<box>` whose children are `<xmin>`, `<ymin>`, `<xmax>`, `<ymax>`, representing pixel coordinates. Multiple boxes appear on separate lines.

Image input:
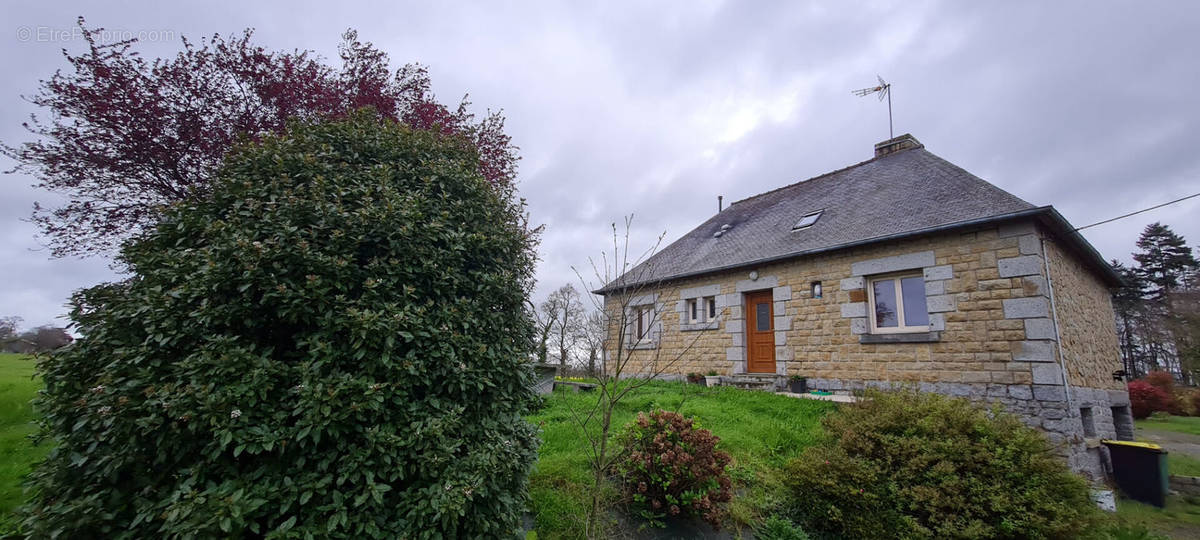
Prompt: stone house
<box><xmin>597</xmin><ymin>134</ymin><xmax>1132</xmax><ymax>480</ymax></box>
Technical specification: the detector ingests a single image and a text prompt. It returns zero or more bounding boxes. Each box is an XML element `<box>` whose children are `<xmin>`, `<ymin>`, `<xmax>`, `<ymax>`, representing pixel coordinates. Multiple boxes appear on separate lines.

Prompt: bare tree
<box><xmin>543</xmin><ymin>284</ymin><xmax>585</xmax><ymax>370</ymax></box>
<box><xmin>579</xmin><ymin>309</ymin><xmax>607</xmax><ymax>377</ymax></box>
<box><xmin>567</xmin><ymin>216</ymin><xmax>719</xmax><ymax>536</ymax></box>
<box><xmin>528</xmin><ymin>299</ymin><xmax>556</xmax><ymax>364</ymax></box>
<box><xmin>31</xmin><ymin>326</ymin><xmax>74</xmax><ymax>351</ymax></box>
<box><xmin>0</xmin><ymin>316</ymin><xmax>20</xmax><ymax>342</ymax></box>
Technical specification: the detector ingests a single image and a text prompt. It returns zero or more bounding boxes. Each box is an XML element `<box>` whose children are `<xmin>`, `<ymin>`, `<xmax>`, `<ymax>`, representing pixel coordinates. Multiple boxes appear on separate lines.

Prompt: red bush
<box><xmin>1128</xmin><ymin>381</ymin><xmax>1172</xmax><ymax>419</ymax></box>
<box><xmin>1143</xmin><ymin>371</ymin><xmax>1176</xmax><ymax>392</ymax></box>
<box><xmin>1139</xmin><ymin>372</ymin><xmax>1184</xmax><ymax>414</ymax></box>
<box><xmin>617</xmin><ymin>410</ymin><xmax>733</xmax><ymax>528</ymax></box>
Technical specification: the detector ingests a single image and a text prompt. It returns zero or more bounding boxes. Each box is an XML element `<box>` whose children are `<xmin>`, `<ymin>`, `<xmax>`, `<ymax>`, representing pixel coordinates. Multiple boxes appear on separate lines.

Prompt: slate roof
<box><xmin>599</xmin><ymin>135</ymin><xmax>1119</xmax><ymax>293</ymax></box>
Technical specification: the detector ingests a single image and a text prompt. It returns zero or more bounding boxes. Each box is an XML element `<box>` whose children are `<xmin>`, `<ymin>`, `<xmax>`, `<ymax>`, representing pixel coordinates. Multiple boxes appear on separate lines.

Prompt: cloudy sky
<box><xmin>2</xmin><ymin>1</ymin><xmax>1198</xmax><ymax>330</ymax></box>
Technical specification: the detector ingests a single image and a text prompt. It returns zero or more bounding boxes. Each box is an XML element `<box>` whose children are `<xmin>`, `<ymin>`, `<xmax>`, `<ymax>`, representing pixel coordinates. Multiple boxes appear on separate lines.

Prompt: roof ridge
<box><xmin>729</xmin><ymin>149</ymin><xmax>899</xmax><ymax>206</ymax></box>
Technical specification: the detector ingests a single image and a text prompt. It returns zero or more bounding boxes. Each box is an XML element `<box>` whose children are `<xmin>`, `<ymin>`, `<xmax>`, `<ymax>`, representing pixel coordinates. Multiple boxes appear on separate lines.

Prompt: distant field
<box><xmin>0</xmin><ymin>353</ymin><xmax>48</xmax><ymax>522</ymax></box>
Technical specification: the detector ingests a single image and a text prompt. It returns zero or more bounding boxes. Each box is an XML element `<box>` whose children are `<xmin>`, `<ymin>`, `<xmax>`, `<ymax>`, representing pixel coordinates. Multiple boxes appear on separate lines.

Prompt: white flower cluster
<box><xmin>230</xmin><ymin>409</ymin><xmax>242</xmax><ymax>419</ymax></box>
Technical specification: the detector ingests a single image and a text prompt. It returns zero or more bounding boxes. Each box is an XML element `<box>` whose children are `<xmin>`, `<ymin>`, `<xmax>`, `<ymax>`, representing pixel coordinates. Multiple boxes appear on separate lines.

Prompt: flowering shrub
<box><xmin>616</xmin><ymin>410</ymin><xmax>732</xmax><ymax>528</ymax></box>
<box><xmin>23</xmin><ymin>113</ymin><xmax>540</xmax><ymax>538</ymax></box>
<box><xmin>1129</xmin><ymin>380</ymin><xmax>1174</xmax><ymax>419</ymax></box>
<box><xmin>1140</xmin><ymin>371</ymin><xmax>1184</xmax><ymax>415</ymax></box>
<box><xmin>1143</xmin><ymin>371</ymin><xmax>1177</xmax><ymax>393</ymax></box>
<box><xmin>783</xmin><ymin>390</ymin><xmax>1099</xmax><ymax>539</ymax></box>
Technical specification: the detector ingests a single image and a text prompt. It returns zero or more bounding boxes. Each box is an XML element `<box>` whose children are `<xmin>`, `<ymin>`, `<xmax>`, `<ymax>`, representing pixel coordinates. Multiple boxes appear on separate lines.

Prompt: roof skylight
<box><xmin>792</xmin><ymin>210</ymin><xmax>823</xmax><ymax>230</ymax></box>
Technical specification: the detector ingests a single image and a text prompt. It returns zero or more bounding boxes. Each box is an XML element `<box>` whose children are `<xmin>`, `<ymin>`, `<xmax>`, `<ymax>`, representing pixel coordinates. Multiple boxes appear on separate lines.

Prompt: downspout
<box><xmin>1041</xmin><ymin>237</ymin><xmax>1074</xmax><ymax>413</ymax></box>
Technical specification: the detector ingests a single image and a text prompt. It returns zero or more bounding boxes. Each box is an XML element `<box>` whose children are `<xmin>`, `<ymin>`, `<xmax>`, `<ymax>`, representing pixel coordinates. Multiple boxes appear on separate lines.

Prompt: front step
<box><xmin>722</xmin><ymin>373</ymin><xmax>785</xmax><ymax>392</ymax></box>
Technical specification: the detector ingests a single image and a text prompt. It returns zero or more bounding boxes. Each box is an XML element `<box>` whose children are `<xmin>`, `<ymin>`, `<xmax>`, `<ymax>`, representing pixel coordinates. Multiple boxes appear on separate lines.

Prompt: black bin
<box><xmin>1103</xmin><ymin>440</ymin><xmax>1168</xmax><ymax>507</ymax></box>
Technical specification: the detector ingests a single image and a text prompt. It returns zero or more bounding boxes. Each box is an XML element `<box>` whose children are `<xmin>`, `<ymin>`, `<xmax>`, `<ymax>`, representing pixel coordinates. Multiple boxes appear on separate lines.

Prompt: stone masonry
<box><xmin>605</xmin><ymin>217</ymin><xmax>1132</xmax><ymax>481</ymax></box>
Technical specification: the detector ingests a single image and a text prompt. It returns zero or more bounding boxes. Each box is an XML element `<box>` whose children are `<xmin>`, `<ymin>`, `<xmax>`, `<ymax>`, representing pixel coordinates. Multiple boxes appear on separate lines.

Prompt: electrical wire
<box><xmin>1073</xmin><ymin>192</ymin><xmax>1200</xmax><ymax>231</ymax></box>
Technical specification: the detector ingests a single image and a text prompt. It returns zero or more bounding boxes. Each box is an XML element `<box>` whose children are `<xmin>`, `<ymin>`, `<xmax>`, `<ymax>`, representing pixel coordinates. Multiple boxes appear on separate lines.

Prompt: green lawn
<box><xmin>0</xmin><ymin>354</ymin><xmax>48</xmax><ymax>528</ymax></box>
<box><xmin>1137</xmin><ymin>415</ymin><xmax>1200</xmax><ymax>438</ymax></box>
<box><xmin>3</xmin><ymin>363</ymin><xmax>1150</xmax><ymax>538</ymax></box>
<box><xmin>1114</xmin><ymin>496</ymin><xmax>1200</xmax><ymax>539</ymax></box>
<box><xmin>526</xmin><ymin>380</ymin><xmax>834</xmax><ymax>538</ymax></box>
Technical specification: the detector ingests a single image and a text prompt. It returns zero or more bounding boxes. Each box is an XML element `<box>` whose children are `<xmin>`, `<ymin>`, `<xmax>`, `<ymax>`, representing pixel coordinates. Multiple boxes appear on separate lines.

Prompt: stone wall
<box><xmin>1043</xmin><ymin>238</ymin><xmax>1125</xmax><ymax>391</ymax></box>
<box><xmin>796</xmin><ymin>376</ymin><xmax>1126</xmax><ymax>481</ymax></box>
<box><xmin>606</xmin><ymin>221</ymin><xmax>1060</xmax><ymax>384</ymax></box>
<box><xmin>602</xmin><ymin>217</ymin><xmax>1132</xmax><ymax>479</ymax></box>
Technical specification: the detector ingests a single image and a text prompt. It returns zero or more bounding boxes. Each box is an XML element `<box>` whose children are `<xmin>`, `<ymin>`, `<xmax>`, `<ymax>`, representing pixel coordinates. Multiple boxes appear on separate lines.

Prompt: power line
<box><xmin>1074</xmin><ymin>192</ymin><xmax>1200</xmax><ymax>232</ymax></box>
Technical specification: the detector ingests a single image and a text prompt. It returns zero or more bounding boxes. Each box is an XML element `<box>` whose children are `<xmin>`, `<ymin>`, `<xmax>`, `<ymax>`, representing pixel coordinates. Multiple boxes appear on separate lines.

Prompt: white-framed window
<box><xmin>867</xmin><ymin>273</ymin><xmax>930</xmax><ymax>334</ymax></box>
<box><xmin>635</xmin><ymin>305</ymin><xmax>653</xmax><ymax>339</ymax></box>
<box><xmin>686</xmin><ymin>296</ymin><xmax>718</xmax><ymax>324</ymax></box>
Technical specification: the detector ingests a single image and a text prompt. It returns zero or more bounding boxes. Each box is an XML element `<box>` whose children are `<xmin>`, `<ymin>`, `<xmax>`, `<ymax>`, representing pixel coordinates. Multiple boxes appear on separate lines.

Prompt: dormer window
<box><xmin>792</xmin><ymin>210</ymin><xmax>823</xmax><ymax>230</ymax></box>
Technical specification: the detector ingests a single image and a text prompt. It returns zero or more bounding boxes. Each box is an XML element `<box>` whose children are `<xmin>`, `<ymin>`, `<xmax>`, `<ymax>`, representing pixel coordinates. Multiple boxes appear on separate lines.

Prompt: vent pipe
<box><xmin>718</xmin><ymin>195</ymin><xmax>723</xmax><ymax>212</ymax></box>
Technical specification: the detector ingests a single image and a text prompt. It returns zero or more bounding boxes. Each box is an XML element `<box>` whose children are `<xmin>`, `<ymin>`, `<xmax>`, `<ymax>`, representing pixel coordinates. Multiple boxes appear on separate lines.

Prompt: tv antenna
<box><xmin>853</xmin><ymin>75</ymin><xmax>893</xmax><ymax>139</ymax></box>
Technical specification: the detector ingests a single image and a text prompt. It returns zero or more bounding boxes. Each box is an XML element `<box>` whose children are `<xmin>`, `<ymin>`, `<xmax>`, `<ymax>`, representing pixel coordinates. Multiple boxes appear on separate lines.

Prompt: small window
<box><xmin>635</xmin><ymin>306</ymin><xmax>653</xmax><ymax>339</ymax></box>
<box><xmin>706</xmin><ymin>296</ymin><xmax>716</xmax><ymax>319</ymax></box>
<box><xmin>1111</xmin><ymin>405</ymin><xmax>1134</xmax><ymax>439</ymax></box>
<box><xmin>1080</xmin><ymin>407</ymin><xmax>1096</xmax><ymax>437</ymax></box>
<box><xmin>687</xmin><ymin>299</ymin><xmax>699</xmax><ymax>323</ymax></box>
<box><xmin>867</xmin><ymin>274</ymin><xmax>929</xmax><ymax>334</ymax></box>
<box><xmin>792</xmin><ymin>210</ymin><xmax>823</xmax><ymax>230</ymax></box>
<box><xmin>811</xmin><ymin>281</ymin><xmax>822</xmax><ymax>299</ymax></box>
<box><xmin>755</xmin><ymin>302</ymin><xmax>771</xmax><ymax>331</ymax></box>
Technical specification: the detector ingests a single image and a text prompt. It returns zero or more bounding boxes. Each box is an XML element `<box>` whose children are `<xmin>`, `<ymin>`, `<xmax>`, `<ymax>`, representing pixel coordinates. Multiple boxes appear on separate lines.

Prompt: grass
<box><xmin>1170</xmin><ymin>454</ymin><xmax>1200</xmax><ymax>477</ymax></box>
<box><xmin>1137</xmin><ymin>415</ymin><xmax>1200</xmax><ymax>437</ymax></box>
<box><xmin>0</xmin><ymin>354</ymin><xmax>48</xmax><ymax>527</ymax></box>
<box><xmin>1114</xmin><ymin>495</ymin><xmax>1200</xmax><ymax>539</ymax></box>
<box><xmin>525</xmin><ymin>380</ymin><xmax>834</xmax><ymax>539</ymax></box>
<box><xmin>1135</xmin><ymin>414</ymin><xmax>1200</xmax><ymax>477</ymax></box>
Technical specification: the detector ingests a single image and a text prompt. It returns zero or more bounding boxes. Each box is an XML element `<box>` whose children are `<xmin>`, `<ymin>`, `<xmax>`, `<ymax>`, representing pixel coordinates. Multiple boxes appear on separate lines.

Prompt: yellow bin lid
<box><xmin>1101</xmin><ymin>440</ymin><xmax>1163</xmax><ymax>450</ymax></box>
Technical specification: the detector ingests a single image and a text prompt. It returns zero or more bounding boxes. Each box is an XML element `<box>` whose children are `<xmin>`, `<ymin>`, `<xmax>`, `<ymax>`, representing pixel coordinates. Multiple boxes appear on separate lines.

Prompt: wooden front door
<box><xmin>745</xmin><ymin>290</ymin><xmax>776</xmax><ymax>373</ymax></box>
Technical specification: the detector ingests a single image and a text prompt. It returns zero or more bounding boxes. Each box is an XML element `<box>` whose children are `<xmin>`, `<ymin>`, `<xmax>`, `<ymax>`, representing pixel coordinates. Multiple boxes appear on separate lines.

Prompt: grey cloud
<box><xmin>1</xmin><ymin>1</ymin><xmax>1198</xmax><ymax>326</ymax></box>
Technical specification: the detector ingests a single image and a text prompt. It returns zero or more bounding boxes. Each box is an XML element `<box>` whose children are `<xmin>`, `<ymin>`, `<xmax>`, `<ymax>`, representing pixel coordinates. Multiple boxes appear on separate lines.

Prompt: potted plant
<box><xmin>705</xmin><ymin>370</ymin><xmax>721</xmax><ymax>387</ymax></box>
<box><xmin>788</xmin><ymin>375</ymin><xmax>807</xmax><ymax>394</ymax></box>
<box><xmin>686</xmin><ymin>372</ymin><xmax>705</xmax><ymax>386</ymax></box>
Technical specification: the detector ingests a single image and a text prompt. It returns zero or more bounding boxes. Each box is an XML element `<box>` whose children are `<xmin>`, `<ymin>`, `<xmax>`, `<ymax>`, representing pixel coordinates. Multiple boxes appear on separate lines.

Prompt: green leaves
<box><xmin>23</xmin><ymin>113</ymin><xmax>540</xmax><ymax>539</ymax></box>
<box><xmin>784</xmin><ymin>390</ymin><xmax>1101</xmax><ymax>539</ymax></box>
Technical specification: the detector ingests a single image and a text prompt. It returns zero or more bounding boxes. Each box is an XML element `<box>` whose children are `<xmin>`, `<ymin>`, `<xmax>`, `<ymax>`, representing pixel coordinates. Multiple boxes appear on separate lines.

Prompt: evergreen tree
<box><xmin>1133</xmin><ymin>223</ymin><xmax>1199</xmax><ymax>299</ymax></box>
<box><xmin>1111</xmin><ymin>260</ymin><xmax>1149</xmax><ymax>377</ymax></box>
<box><xmin>23</xmin><ymin>113</ymin><xmax>539</xmax><ymax>538</ymax></box>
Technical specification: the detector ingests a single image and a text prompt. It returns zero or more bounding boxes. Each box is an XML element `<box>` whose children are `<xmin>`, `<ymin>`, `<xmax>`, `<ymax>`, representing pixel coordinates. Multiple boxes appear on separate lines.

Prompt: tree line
<box><xmin>0</xmin><ymin>317</ymin><xmax>73</xmax><ymax>353</ymax></box>
<box><xmin>1111</xmin><ymin>222</ymin><xmax>1200</xmax><ymax>382</ymax></box>
<box><xmin>532</xmin><ymin>283</ymin><xmax>607</xmax><ymax>376</ymax></box>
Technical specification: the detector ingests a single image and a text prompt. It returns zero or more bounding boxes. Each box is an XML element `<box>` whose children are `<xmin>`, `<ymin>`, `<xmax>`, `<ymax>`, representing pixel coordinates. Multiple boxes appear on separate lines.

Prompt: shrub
<box><xmin>22</xmin><ymin>112</ymin><xmax>540</xmax><ymax>538</ymax></box>
<box><xmin>1143</xmin><ymin>371</ymin><xmax>1176</xmax><ymax>393</ymax></box>
<box><xmin>1184</xmin><ymin>388</ymin><xmax>1200</xmax><ymax>416</ymax></box>
<box><xmin>1129</xmin><ymin>381</ymin><xmax>1173</xmax><ymax>419</ymax></box>
<box><xmin>685</xmin><ymin>373</ymin><xmax>704</xmax><ymax>384</ymax></box>
<box><xmin>1141</xmin><ymin>371</ymin><xmax>1184</xmax><ymax>414</ymax></box>
<box><xmin>755</xmin><ymin>515</ymin><xmax>810</xmax><ymax>540</ymax></box>
<box><xmin>783</xmin><ymin>390</ymin><xmax>1100</xmax><ymax>539</ymax></box>
<box><xmin>616</xmin><ymin>410</ymin><xmax>732</xmax><ymax>528</ymax></box>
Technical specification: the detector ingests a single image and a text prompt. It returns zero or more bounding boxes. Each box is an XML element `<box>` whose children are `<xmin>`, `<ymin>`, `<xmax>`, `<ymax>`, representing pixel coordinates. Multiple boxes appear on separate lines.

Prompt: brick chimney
<box><xmin>874</xmin><ymin>133</ymin><xmax>923</xmax><ymax>158</ymax></box>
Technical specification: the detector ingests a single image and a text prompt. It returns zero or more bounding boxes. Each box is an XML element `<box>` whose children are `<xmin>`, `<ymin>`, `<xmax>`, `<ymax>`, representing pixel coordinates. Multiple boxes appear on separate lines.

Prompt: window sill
<box><xmin>681</xmin><ymin>319</ymin><xmax>720</xmax><ymax>332</ymax></box>
<box><xmin>629</xmin><ymin>341</ymin><xmax>659</xmax><ymax>350</ymax></box>
<box><xmin>859</xmin><ymin>331</ymin><xmax>941</xmax><ymax>344</ymax></box>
